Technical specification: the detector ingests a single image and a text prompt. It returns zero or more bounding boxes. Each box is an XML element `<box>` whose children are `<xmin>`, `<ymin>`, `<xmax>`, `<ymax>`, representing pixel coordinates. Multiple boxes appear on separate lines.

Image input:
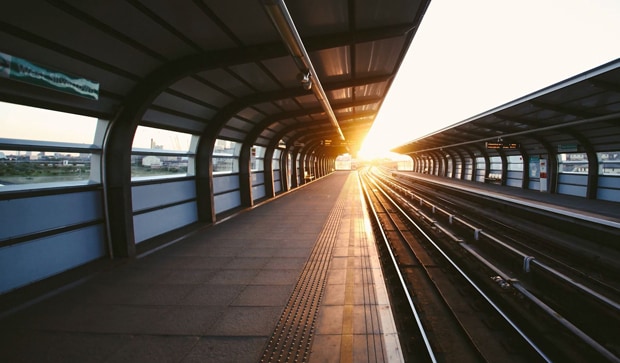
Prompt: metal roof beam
<box><xmin>262</xmin><ymin>0</ymin><xmax>345</xmax><ymax>141</ymax></box>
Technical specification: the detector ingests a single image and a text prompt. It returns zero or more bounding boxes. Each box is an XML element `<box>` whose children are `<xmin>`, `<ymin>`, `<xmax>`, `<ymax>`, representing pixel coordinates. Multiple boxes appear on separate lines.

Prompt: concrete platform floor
<box><xmin>0</xmin><ymin>171</ymin><xmax>402</xmax><ymax>363</ymax></box>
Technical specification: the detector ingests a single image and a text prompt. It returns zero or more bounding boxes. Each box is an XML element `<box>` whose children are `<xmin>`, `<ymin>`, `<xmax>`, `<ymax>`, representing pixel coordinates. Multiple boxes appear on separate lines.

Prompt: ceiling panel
<box><xmin>0</xmin><ymin>0</ymin><xmax>432</xmax><ymax>155</ymax></box>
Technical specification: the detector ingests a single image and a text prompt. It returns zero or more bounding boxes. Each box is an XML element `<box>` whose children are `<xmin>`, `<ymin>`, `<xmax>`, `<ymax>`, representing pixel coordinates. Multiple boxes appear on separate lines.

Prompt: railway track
<box><xmin>359</xmin><ymin>168</ymin><xmax>620</xmax><ymax>363</ymax></box>
<box><xmin>360</xmin><ymin>171</ymin><xmax>547</xmax><ymax>362</ymax></box>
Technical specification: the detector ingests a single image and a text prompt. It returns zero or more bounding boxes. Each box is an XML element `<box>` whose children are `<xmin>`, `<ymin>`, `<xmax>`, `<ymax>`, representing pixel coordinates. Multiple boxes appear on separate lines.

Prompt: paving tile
<box><xmin>208</xmin><ymin>269</ymin><xmax>260</xmax><ymax>285</ymax></box>
<box><xmin>321</xmin><ymin>283</ymin><xmax>346</xmax><ymax>306</ymax></box>
<box><xmin>325</xmin><ymin>268</ymin><xmax>346</xmax><ymax>285</ymax></box>
<box><xmin>272</xmin><ymin>247</ymin><xmax>312</xmax><ymax>258</ymax></box>
<box><xmin>180</xmin><ymin>284</ymin><xmax>245</xmax><ymax>306</ymax></box>
<box><xmin>181</xmin><ymin>336</ymin><xmax>266</xmax><ymax>363</ymax></box>
<box><xmin>105</xmin><ymin>335</ymin><xmax>199</xmax><ymax>363</ymax></box>
<box><xmin>236</xmin><ymin>247</ymin><xmax>277</xmax><ymax>258</ymax></box>
<box><xmin>157</xmin><ymin>269</ymin><xmax>217</xmax><ymax>284</ymax></box>
<box><xmin>56</xmin><ymin>304</ymin><xmax>168</xmax><ymax>334</ymax></box>
<box><xmin>353</xmin><ymin>305</ymin><xmax>383</xmax><ymax>334</ymax></box>
<box><xmin>231</xmin><ymin>285</ymin><xmax>293</xmax><ymax>307</ymax></box>
<box><xmin>143</xmin><ymin>256</ymin><xmax>234</xmax><ymax>270</ymax></box>
<box><xmin>314</xmin><ymin>305</ymin><xmax>344</xmax><ymax>335</ymax></box>
<box><xmin>0</xmin><ymin>330</ymin><xmax>127</xmax><ymax>363</ymax></box>
<box><xmin>263</xmin><ymin>257</ymin><xmax>307</xmax><ymax>270</ymax></box>
<box><xmin>222</xmin><ymin>257</ymin><xmax>269</xmax><ymax>270</ymax></box>
<box><xmin>147</xmin><ymin>306</ymin><xmax>225</xmax><ymax>335</ymax></box>
<box><xmin>209</xmin><ymin>306</ymin><xmax>282</xmax><ymax>336</ymax></box>
<box><xmin>353</xmin><ymin>334</ymin><xmax>387</xmax><ymax>363</ymax></box>
<box><xmin>308</xmin><ymin>334</ymin><xmax>341</xmax><ymax>363</ymax></box>
<box><xmin>250</xmin><ymin>269</ymin><xmax>299</xmax><ymax>285</ymax></box>
<box><xmin>87</xmin><ymin>284</ymin><xmax>194</xmax><ymax>306</ymax></box>
<box><xmin>329</xmin><ymin>256</ymin><xmax>348</xmax><ymax>269</ymax></box>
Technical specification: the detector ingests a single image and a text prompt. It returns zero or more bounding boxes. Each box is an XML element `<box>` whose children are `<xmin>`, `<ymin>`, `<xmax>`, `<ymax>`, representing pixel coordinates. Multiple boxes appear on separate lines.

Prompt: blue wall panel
<box><xmin>507</xmin><ymin>171</ymin><xmax>522</xmax><ymax>178</ymax></box>
<box><xmin>253</xmin><ymin>185</ymin><xmax>266</xmax><ymax>200</ymax></box>
<box><xmin>133</xmin><ymin>201</ymin><xmax>198</xmax><ymax>243</ymax></box>
<box><xmin>213</xmin><ymin>174</ymin><xmax>240</xmax><ymax>194</ymax></box>
<box><xmin>0</xmin><ymin>191</ymin><xmax>102</xmax><ymax>240</ymax></box>
<box><xmin>0</xmin><ymin>225</ymin><xmax>106</xmax><ymax>294</ymax></box>
<box><xmin>597</xmin><ymin>175</ymin><xmax>620</xmax><ymax>188</ymax></box>
<box><xmin>506</xmin><ymin>179</ymin><xmax>521</xmax><ymax>187</ymax></box>
<box><xmin>506</xmin><ymin>170</ymin><xmax>522</xmax><ymax>188</ymax></box>
<box><xmin>597</xmin><ymin>176</ymin><xmax>620</xmax><ymax>202</ymax></box>
<box><xmin>252</xmin><ymin>172</ymin><xmax>265</xmax><ymax>186</ymax></box>
<box><xmin>558</xmin><ymin>184</ymin><xmax>587</xmax><ymax>197</ymax></box>
<box><xmin>598</xmin><ymin>188</ymin><xmax>620</xmax><ymax>202</ymax></box>
<box><xmin>558</xmin><ymin>173</ymin><xmax>588</xmax><ymax>185</ymax></box>
<box><xmin>132</xmin><ymin>179</ymin><xmax>196</xmax><ymax>212</ymax></box>
<box><xmin>214</xmin><ymin>191</ymin><xmax>241</xmax><ymax>214</ymax></box>
<box><xmin>557</xmin><ymin>174</ymin><xmax>587</xmax><ymax>197</ymax></box>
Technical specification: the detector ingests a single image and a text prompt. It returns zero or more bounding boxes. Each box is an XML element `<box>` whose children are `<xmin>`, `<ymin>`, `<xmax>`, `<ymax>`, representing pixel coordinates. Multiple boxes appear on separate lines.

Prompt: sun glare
<box><xmin>358</xmin><ymin>135</ymin><xmax>405</xmax><ymax>161</ymax></box>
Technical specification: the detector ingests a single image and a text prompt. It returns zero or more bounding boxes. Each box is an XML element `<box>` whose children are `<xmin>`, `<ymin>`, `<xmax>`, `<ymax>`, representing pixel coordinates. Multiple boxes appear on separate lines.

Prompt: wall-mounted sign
<box><xmin>557</xmin><ymin>144</ymin><xmax>578</xmax><ymax>152</ymax></box>
<box><xmin>539</xmin><ymin>158</ymin><xmax>548</xmax><ymax>192</ymax></box>
<box><xmin>486</xmin><ymin>142</ymin><xmax>520</xmax><ymax>149</ymax></box>
<box><xmin>0</xmin><ymin>51</ymin><xmax>99</xmax><ymax>100</ymax></box>
<box><xmin>529</xmin><ymin>156</ymin><xmax>540</xmax><ymax>178</ymax></box>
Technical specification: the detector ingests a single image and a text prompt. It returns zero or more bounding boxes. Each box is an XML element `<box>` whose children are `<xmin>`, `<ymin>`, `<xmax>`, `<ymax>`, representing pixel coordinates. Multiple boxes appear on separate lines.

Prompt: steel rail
<box><xmin>358</xmin><ymin>173</ymin><xmax>438</xmax><ymax>363</ymax></box>
<box><xmin>366</xmin><ymin>171</ymin><xmax>553</xmax><ymax>362</ymax></box>
<box><xmin>376</xmin><ymin>168</ymin><xmax>620</xmax><ymax>312</ymax></box>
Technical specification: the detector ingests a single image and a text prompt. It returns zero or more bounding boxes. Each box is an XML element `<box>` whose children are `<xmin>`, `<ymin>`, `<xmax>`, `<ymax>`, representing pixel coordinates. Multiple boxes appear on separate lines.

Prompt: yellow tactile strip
<box><xmin>259</xmin><ymin>193</ymin><xmax>345</xmax><ymax>363</ymax></box>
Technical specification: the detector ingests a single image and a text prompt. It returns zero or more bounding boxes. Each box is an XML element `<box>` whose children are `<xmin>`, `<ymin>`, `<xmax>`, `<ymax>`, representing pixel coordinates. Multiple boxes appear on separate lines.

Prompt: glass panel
<box><xmin>0</xmin><ymin>102</ymin><xmax>103</xmax><ymax>190</ymax></box>
<box><xmin>132</xmin><ymin>126</ymin><xmax>194</xmax><ymax>152</ymax></box>
<box><xmin>489</xmin><ymin>156</ymin><xmax>502</xmax><ymax>170</ymax></box>
<box><xmin>251</xmin><ymin>158</ymin><xmax>264</xmax><ymax>171</ymax></box>
<box><xmin>130</xmin><ymin>126</ymin><xmax>197</xmax><ymax>180</ymax></box>
<box><xmin>213</xmin><ymin>156</ymin><xmax>239</xmax><ymax>174</ymax></box>
<box><xmin>0</xmin><ymin>101</ymin><xmax>99</xmax><ymax>144</ymax></box>
<box><xmin>598</xmin><ymin>151</ymin><xmax>620</xmax><ymax>175</ymax></box>
<box><xmin>0</xmin><ymin>150</ymin><xmax>92</xmax><ymax>186</ymax></box>
<box><xmin>507</xmin><ymin>155</ymin><xmax>524</xmax><ymax>171</ymax></box>
<box><xmin>130</xmin><ymin>154</ymin><xmax>193</xmax><ymax>180</ymax></box>
<box><xmin>251</xmin><ymin>145</ymin><xmax>266</xmax><ymax>171</ymax></box>
<box><xmin>272</xmin><ymin>149</ymin><xmax>281</xmax><ymax>170</ymax></box>
<box><xmin>214</xmin><ymin>139</ymin><xmax>241</xmax><ymax>156</ymax></box>
<box><xmin>557</xmin><ymin>153</ymin><xmax>588</xmax><ymax>174</ymax></box>
<box><xmin>252</xmin><ymin>145</ymin><xmax>266</xmax><ymax>158</ymax></box>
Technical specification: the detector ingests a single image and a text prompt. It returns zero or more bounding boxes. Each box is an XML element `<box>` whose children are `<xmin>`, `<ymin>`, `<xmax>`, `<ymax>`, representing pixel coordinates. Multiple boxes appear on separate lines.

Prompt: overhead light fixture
<box><xmin>297</xmin><ymin>71</ymin><xmax>311</xmax><ymax>91</ymax></box>
<box><xmin>262</xmin><ymin>0</ymin><xmax>345</xmax><ymax>142</ymax></box>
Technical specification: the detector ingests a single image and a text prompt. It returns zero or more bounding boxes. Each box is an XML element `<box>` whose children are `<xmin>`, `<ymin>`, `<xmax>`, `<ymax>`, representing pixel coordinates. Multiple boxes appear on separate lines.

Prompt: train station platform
<box><xmin>0</xmin><ymin>171</ymin><xmax>403</xmax><ymax>363</ymax></box>
<box><xmin>399</xmin><ymin>172</ymin><xmax>620</xmax><ymax>228</ymax></box>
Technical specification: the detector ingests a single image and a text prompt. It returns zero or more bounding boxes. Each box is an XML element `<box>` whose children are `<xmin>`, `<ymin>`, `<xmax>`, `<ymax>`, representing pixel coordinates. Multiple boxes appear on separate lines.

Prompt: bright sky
<box><xmin>359</xmin><ymin>0</ymin><xmax>620</xmax><ymax>159</ymax></box>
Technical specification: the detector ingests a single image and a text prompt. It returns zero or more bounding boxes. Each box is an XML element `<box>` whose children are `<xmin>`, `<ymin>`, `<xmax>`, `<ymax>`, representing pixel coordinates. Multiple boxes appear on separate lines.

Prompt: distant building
<box><xmin>142</xmin><ymin>155</ymin><xmax>162</xmax><ymax>168</ymax></box>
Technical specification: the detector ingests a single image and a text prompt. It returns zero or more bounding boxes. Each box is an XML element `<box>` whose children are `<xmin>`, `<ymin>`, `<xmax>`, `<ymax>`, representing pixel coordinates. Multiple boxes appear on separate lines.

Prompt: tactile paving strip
<box><xmin>260</xmin><ymin>197</ymin><xmax>345</xmax><ymax>363</ymax></box>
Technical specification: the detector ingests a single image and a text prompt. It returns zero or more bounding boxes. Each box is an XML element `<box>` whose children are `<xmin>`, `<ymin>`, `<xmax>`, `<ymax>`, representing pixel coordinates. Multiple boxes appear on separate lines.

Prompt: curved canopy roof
<box><xmin>0</xmin><ymin>0</ymin><xmax>430</xmax><ymax>157</ymax></box>
<box><xmin>392</xmin><ymin>58</ymin><xmax>620</xmax><ymax>157</ymax></box>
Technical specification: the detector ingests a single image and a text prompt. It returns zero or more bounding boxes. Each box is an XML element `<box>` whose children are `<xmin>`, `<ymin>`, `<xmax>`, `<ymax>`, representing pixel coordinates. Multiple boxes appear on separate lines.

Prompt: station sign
<box><xmin>485</xmin><ymin>142</ymin><xmax>520</xmax><ymax>150</ymax></box>
<box><xmin>0</xmin><ymin>51</ymin><xmax>99</xmax><ymax>100</ymax></box>
<box><xmin>557</xmin><ymin>143</ymin><xmax>578</xmax><ymax>152</ymax></box>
